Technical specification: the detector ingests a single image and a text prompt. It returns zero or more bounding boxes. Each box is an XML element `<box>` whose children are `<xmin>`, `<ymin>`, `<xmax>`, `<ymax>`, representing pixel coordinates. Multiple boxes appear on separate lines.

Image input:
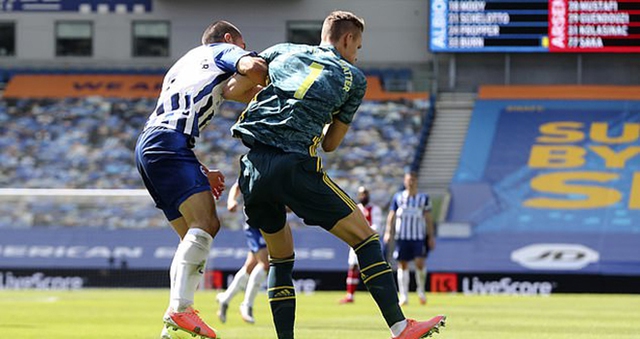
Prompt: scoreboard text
<box><xmin>430</xmin><ymin>0</ymin><xmax>640</xmax><ymax>52</ymax></box>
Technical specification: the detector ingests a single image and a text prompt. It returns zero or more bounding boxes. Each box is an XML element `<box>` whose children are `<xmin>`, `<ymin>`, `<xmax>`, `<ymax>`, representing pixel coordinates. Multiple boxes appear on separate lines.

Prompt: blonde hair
<box><xmin>321</xmin><ymin>10</ymin><xmax>365</xmax><ymax>43</ymax></box>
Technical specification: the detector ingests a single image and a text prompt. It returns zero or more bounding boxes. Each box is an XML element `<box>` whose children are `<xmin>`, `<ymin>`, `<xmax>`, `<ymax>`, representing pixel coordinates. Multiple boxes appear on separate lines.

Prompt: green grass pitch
<box><xmin>1</xmin><ymin>289</ymin><xmax>639</xmax><ymax>338</ymax></box>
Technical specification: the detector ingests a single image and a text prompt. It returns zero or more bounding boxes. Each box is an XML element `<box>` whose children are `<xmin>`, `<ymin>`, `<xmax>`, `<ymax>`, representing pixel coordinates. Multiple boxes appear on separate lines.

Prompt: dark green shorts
<box><xmin>238</xmin><ymin>144</ymin><xmax>356</xmax><ymax>234</ymax></box>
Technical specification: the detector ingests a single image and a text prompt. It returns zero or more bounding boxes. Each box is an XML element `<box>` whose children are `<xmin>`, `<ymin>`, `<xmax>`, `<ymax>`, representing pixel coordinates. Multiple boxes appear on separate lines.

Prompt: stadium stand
<box><xmin>0</xmin><ymin>74</ymin><xmax>428</xmax><ymax>229</ymax></box>
<box><xmin>3</xmin><ymin>69</ymin><xmax>639</xmax><ymax>292</ymax></box>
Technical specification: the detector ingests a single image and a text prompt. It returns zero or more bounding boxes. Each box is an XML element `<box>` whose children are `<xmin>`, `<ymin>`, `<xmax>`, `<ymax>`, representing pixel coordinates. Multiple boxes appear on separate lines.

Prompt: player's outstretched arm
<box><xmin>223</xmin><ymin>56</ymin><xmax>267</xmax><ymax>103</ymax></box>
<box><xmin>223</xmin><ymin>74</ymin><xmax>262</xmax><ymax>103</ymax></box>
<box><xmin>321</xmin><ymin>118</ymin><xmax>350</xmax><ymax>152</ymax></box>
<box><xmin>237</xmin><ymin>56</ymin><xmax>268</xmax><ymax>86</ymax></box>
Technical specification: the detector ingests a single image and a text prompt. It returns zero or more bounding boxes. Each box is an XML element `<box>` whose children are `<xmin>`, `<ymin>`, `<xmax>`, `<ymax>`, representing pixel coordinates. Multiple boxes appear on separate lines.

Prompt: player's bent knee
<box><xmin>187</xmin><ymin>217</ymin><xmax>220</xmax><ymax>237</ymax></box>
<box><xmin>203</xmin><ymin>219</ymin><xmax>221</xmax><ymax>237</ymax></box>
<box><xmin>331</xmin><ymin>211</ymin><xmax>376</xmax><ymax>247</ymax></box>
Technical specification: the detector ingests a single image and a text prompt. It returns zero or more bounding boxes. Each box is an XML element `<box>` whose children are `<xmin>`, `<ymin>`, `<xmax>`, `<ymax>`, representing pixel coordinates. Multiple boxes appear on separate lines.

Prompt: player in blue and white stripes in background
<box><xmin>384</xmin><ymin>170</ymin><xmax>436</xmax><ymax>306</ymax></box>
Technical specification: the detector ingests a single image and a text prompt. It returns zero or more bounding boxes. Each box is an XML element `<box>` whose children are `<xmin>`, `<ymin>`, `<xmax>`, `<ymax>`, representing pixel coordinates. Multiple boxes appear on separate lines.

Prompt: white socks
<box><xmin>390</xmin><ymin>319</ymin><xmax>408</xmax><ymax>338</ymax></box>
<box><xmin>219</xmin><ymin>267</ymin><xmax>250</xmax><ymax>304</ymax></box>
<box><xmin>415</xmin><ymin>267</ymin><xmax>427</xmax><ymax>298</ymax></box>
<box><xmin>242</xmin><ymin>263</ymin><xmax>267</xmax><ymax>307</ymax></box>
<box><xmin>397</xmin><ymin>268</ymin><xmax>409</xmax><ymax>304</ymax></box>
<box><xmin>169</xmin><ymin>228</ymin><xmax>213</xmax><ymax>312</ymax></box>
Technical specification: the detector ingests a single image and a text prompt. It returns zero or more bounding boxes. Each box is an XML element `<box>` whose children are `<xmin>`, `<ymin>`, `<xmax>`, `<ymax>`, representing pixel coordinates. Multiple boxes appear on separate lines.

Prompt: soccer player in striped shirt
<box><xmin>135</xmin><ymin>21</ymin><xmax>267</xmax><ymax>339</ymax></box>
<box><xmin>231</xmin><ymin>10</ymin><xmax>445</xmax><ymax>339</ymax></box>
<box><xmin>384</xmin><ymin>171</ymin><xmax>436</xmax><ymax>306</ymax></box>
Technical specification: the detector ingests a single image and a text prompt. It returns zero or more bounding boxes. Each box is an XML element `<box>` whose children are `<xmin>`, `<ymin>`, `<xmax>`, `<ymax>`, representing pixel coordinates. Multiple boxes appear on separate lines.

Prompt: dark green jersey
<box><xmin>231</xmin><ymin>43</ymin><xmax>367</xmax><ymax>155</ymax></box>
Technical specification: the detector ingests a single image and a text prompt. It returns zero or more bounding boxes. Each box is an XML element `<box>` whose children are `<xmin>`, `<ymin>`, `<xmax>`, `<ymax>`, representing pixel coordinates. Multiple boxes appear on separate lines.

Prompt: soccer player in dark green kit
<box><xmin>231</xmin><ymin>10</ymin><xmax>446</xmax><ymax>339</ymax></box>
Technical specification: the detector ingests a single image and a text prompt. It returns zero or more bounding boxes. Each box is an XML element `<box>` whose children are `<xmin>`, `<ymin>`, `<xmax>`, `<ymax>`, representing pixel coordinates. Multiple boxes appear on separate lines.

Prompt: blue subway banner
<box><xmin>446</xmin><ymin>99</ymin><xmax>640</xmax><ymax>276</ymax></box>
<box><xmin>451</xmin><ymin>99</ymin><xmax>640</xmax><ymax>233</ymax></box>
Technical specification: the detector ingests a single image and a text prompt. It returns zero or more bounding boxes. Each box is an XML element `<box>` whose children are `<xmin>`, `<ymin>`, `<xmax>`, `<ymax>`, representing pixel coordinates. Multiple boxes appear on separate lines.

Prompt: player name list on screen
<box><xmin>429</xmin><ymin>0</ymin><xmax>640</xmax><ymax>52</ymax></box>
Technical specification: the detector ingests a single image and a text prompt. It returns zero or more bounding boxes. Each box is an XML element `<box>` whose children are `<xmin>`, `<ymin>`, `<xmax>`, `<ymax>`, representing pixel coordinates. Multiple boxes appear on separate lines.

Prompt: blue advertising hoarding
<box><xmin>0</xmin><ymin>227</ymin><xmax>350</xmax><ymax>271</ymax></box>
<box><xmin>2</xmin><ymin>226</ymin><xmax>640</xmax><ymax>276</ymax></box>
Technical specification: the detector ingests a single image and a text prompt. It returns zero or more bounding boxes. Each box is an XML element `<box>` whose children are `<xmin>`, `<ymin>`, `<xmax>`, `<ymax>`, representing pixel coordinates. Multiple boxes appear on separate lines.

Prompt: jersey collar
<box><xmin>319</xmin><ymin>43</ymin><xmax>346</xmax><ymax>61</ymax></box>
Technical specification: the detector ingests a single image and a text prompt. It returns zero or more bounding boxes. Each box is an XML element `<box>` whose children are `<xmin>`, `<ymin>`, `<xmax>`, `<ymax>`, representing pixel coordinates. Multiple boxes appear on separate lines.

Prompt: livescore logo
<box><xmin>430</xmin><ymin>273</ymin><xmax>458</xmax><ymax>293</ymax></box>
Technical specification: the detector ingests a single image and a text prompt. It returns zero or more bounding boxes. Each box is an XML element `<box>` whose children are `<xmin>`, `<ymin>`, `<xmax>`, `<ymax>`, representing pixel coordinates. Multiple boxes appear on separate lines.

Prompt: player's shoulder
<box><xmin>339</xmin><ymin>60</ymin><xmax>366</xmax><ymax>87</ymax></box>
<box><xmin>183</xmin><ymin>43</ymin><xmax>237</xmax><ymax>58</ymax></box>
<box><xmin>279</xmin><ymin>42</ymin><xmax>313</xmax><ymax>50</ymax></box>
<box><xmin>352</xmin><ymin>66</ymin><xmax>367</xmax><ymax>86</ymax></box>
<box><xmin>202</xmin><ymin>42</ymin><xmax>240</xmax><ymax>50</ymax></box>
<box><xmin>264</xmin><ymin>42</ymin><xmax>314</xmax><ymax>55</ymax></box>
<box><xmin>343</xmin><ymin>59</ymin><xmax>365</xmax><ymax>77</ymax></box>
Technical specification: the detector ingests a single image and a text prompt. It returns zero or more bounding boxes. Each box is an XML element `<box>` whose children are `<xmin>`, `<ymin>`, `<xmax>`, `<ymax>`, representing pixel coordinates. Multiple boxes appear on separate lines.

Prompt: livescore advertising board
<box><xmin>430</xmin><ymin>0</ymin><xmax>640</xmax><ymax>52</ymax></box>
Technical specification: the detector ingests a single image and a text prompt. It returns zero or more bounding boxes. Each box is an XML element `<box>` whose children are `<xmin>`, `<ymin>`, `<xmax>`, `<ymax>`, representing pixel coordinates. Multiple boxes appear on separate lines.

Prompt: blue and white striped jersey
<box><xmin>143</xmin><ymin>43</ymin><xmax>254</xmax><ymax>139</ymax></box>
<box><xmin>390</xmin><ymin>190</ymin><xmax>431</xmax><ymax>241</ymax></box>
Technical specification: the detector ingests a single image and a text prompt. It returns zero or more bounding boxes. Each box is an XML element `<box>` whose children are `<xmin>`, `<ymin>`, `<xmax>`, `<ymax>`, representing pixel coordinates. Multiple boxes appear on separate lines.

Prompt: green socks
<box><xmin>268</xmin><ymin>255</ymin><xmax>296</xmax><ymax>339</ymax></box>
<box><xmin>355</xmin><ymin>234</ymin><xmax>405</xmax><ymax>327</ymax></box>
<box><xmin>266</xmin><ymin>235</ymin><xmax>404</xmax><ymax>338</ymax></box>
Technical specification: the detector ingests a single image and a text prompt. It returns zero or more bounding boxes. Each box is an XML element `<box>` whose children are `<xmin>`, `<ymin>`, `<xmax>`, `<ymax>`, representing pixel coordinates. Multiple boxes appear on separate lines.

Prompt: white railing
<box><xmin>0</xmin><ymin>189</ymin><xmax>164</xmax><ymax>229</ymax></box>
<box><xmin>0</xmin><ymin>188</ymin><xmax>150</xmax><ymax>197</ymax></box>
<box><xmin>0</xmin><ymin>188</ymin><xmax>245</xmax><ymax>229</ymax></box>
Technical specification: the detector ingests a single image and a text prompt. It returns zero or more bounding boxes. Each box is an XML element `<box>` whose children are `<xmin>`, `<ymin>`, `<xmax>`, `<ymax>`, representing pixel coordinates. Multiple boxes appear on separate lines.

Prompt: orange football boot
<box><xmin>392</xmin><ymin>315</ymin><xmax>446</xmax><ymax>339</ymax></box>
<box><xmin>163</xmin><ymin>306</ymin><xmax>218</xmax><ymax>339</ymax></box>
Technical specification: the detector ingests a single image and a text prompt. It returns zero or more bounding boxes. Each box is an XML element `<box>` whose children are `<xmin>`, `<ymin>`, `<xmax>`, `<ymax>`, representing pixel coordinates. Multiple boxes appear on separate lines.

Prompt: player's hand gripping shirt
<box><xmin>143</xmin><ymin>43</ymin><xmax>254</xmax><ymax>139</ymax></box>
<box><xmin>231</xmin><ymin>43</ymin><xmax>367</xmax><ymax>155</ymax></box>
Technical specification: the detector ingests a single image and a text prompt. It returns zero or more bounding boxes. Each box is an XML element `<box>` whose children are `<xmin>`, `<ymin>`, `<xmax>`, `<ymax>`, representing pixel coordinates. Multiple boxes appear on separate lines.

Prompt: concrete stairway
<box><xmin>418</xmin><ymin>92</ymin><xmax>476</xmax><ymax>195</ymax></box>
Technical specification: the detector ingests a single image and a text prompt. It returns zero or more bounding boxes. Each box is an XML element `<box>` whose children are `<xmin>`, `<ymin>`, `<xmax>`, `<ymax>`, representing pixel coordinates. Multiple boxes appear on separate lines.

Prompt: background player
<box><xmin>384</xmin><ymin>171</ymin><xmax>436</xmax><ymax>306</ymax></box>
<box><xmin>216</xmin><ymin>181</ymin><xmax>269</xmax><ymax>325</ymax></box>
<box><xmin>339</xmin><ymin>185</ymin><xmax>384</xmax><ymax>304</ymax></box>
<box><xmin>135</xmin><ymin>21</ymin><xmax>267</xmax><ymax>339</ymax></box>
<box><xmin>230</xmin><ymin>10</ymin><xmax>445</xmax><ymax>339</ymax></box>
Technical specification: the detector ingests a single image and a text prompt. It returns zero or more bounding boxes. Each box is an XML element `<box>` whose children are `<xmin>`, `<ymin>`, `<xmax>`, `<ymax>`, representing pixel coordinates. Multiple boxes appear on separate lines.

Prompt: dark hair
<box><xmin>404</xmin><ymin>165</ymin><xmax>417</xmax><ymax>176</ymax></box>
<box><xmin>201</xmin><ymin>20</ymin><xmax>242</xmax><ymax>45</ymax></box>
<box><xmin>321</xmin><ymin>10</ymin><xmax>365</xmax><ymax>43</ymax></box>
